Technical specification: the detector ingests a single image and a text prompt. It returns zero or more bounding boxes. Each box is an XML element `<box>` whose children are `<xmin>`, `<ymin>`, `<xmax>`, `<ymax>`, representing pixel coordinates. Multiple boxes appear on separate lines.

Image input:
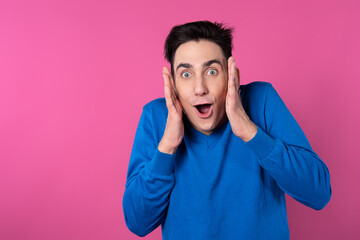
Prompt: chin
<box><xmin>193</xmin><ymin>119</ymin><xmax>219</xmax><ymax>135</ymax></box>
<box><xmin>184</xmin><ymin>107</ymin><xmax>225</xmax><ymax>135</ymax></box>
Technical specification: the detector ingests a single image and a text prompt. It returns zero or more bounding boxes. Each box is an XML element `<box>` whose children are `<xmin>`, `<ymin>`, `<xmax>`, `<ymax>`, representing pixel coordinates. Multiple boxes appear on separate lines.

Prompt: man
<box><xmin>123</xmin><ymin>21</ymin><xmax>331</xmax><ymax>239</ymax></box>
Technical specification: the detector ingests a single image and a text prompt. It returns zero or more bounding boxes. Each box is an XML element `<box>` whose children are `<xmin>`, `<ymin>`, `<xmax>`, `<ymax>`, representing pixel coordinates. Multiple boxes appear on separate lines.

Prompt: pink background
<box><xmin>1</xmin><ymin>0</ymin><xmax>359</xmax><ymax>239</ymax></box>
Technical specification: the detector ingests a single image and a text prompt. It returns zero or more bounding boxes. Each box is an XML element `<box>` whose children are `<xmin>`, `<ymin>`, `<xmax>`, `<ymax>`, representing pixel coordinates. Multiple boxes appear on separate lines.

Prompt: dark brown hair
<box><xmin>164</xmin><ymin>21</ymin><xmax>233</xmax><ymax>77</ymax></box>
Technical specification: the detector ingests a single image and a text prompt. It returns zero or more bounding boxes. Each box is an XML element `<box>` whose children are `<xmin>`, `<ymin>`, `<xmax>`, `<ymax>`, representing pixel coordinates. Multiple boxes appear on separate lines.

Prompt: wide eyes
<box><xmin>207</xmin><ymin>69</ymin><xmax>217</xmax><ymax>76</ymax></box>
<box><xmin>180</xmin><ymin>69</ymin><xmax>217</xmax><ymax>79</ymax></box>
<box><xmin>181</xmin><ymin>72</ymin><xmax>191</xmax><ymax>78</ymax></box>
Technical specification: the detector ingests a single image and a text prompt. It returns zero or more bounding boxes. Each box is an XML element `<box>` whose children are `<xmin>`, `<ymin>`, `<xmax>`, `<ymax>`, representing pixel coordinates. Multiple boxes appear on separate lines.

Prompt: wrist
<box><xmin>235</xmin><ymin>122</ymin><xmax>258</xmax><ymax>142</ymax></box>
<box><xmin>158</xmin><ymin>139</ymin><xmax>178</xmax><ymax>155</ymax></box>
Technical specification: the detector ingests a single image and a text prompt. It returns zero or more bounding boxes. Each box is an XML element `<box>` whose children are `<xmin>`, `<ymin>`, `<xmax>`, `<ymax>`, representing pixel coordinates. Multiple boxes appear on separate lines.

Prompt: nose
<box><xmin>194</xmin><ymin>75</ymin><xmax>208</xmax><ymax>96</ymax></box>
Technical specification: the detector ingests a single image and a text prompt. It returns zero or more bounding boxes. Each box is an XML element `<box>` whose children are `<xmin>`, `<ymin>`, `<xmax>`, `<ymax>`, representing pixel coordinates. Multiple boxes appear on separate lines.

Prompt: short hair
<box><xmin>164</xmin><ymin>20</ymin><xmax>234</xmax><ymax>77</ymax></box>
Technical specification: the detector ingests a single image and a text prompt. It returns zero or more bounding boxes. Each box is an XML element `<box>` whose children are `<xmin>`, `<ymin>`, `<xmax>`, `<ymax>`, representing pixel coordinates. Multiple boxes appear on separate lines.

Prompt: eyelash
<box><xmin>180</xmin><ymin>69</ymin><xmax>218</xmax><ymax>79</ymax></box>
<box><xmin>207</xmin><ymin>69</ymin><xmax>217</xmax><ymax>76</ymax></box>
<box><xmin>181</xmin><ymin>72</ymin><xmax>191</xmax><ymax>78</ymax></box>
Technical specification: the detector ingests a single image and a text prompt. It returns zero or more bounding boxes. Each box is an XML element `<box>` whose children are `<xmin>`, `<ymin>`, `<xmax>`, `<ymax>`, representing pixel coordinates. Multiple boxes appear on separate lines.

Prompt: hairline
<box><xmin>171</xmin><ymin>39</ymin><xmax>229</xmax><ymax>77</ymax></box>
<box><xmin>175</xmin><ymin>59</ymin><xmax>225</xmax><ymax>72</ymax></box>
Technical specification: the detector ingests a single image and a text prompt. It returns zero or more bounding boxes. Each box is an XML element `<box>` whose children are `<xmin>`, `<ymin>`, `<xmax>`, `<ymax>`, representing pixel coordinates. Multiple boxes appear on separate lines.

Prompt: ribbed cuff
<box><xmin>245</xmin><ymin>126</ymin><xmax>275</xmax><ymax>160</ymax></box>
<box><xmin>148</xmin><ymin>148</ymin><xmax>176</xmax><ymax>176</ymax></box>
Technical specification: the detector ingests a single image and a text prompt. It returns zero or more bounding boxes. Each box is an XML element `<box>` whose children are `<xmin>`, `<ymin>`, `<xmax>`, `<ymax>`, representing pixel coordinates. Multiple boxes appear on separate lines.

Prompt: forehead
<box><xmin>174</xmin><ymin>40</ymin><xmax>225</xmax><ymax>66</ymax></box>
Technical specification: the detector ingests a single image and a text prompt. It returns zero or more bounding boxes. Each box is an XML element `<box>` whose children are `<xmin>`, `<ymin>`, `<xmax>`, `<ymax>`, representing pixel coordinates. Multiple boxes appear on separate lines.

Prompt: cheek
<box><xmin>175</xmin><ymin>82</ymin><xmax>190</xmax><ymax>103</ymax></box>
<box><xmin>213</xmin><ymin>82</ymin><xmax>227</xmax><ymax>102</ymax></box>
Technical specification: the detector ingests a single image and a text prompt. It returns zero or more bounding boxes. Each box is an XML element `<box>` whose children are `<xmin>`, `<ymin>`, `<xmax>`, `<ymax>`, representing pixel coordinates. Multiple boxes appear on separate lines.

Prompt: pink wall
<box><xmin>1</xmin><ymin>0</ymin><xmax>359</xmax><ymax>239</ymax></box>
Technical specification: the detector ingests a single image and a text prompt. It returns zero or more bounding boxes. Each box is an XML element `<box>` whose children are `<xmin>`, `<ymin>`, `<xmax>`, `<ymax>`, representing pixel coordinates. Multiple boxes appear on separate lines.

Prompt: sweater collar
<box><xmin>184</xmin><ymin>116</ymin><xmax>230</xmax><ymax>146</ymax></box>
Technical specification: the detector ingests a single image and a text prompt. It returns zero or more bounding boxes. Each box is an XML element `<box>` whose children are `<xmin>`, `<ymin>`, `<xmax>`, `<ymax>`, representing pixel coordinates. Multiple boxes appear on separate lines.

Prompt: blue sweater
<box><xmin>123</xmin><ymin>82</ymin><xmax>331</xmax><ymax>239</ymax></box>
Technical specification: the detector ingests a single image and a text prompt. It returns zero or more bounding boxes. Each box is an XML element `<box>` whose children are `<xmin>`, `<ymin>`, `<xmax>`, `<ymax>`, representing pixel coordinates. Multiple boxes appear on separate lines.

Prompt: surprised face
<box><xmin>173</xmin><ymin>40</ymin><xmax>228</xmax><ymax>135</ymax></box>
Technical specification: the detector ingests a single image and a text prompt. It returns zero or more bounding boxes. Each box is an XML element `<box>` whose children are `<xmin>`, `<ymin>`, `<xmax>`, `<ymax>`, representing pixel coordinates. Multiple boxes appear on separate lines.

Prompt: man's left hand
<box><xmin>225</xmin><ymin>57</ymin><xmax>258</xmax><ymax>142</ymax></box>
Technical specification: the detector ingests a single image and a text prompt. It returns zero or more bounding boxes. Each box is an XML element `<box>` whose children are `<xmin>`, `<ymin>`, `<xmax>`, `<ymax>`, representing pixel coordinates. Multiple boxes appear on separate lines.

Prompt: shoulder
<box><xmin>143</xmin><ymin>98</ymin><xmax>167</xmax><ymax>112</ymax></box>
<box><xmin>142</xmin><ymin>98</ymin><xmax>168</xmax><ymax>120</ymax></box>
<box><xmin>240</xmin><ymin>81</ymin><xmax>278</xmax><ymax>129</ymax></box>
<box><xmin>140</xmin><ymin>98</ymin><xmax>168</xmax><ymax>137</ymax></box>
<box><xmin>240</xmin><ymin>81</ymin><xmax>275</xmax><ymax>107</ymax></box>
<box><xmin>240</xmin><ymin>81</ymin><xmax>273</xmax><ymax>96</ymax></box>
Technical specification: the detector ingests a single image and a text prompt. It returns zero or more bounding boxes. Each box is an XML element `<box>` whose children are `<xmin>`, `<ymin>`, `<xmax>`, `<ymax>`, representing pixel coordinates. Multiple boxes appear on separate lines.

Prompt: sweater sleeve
<box><xmin>122</xmin><ymin>103</ymin><xmax>175</xmax><ymax>237</ymax></box>
<box><xmin>245</xmin><ymin>83</ymin><xmax>332</xmax><ymax>210</ymax></box>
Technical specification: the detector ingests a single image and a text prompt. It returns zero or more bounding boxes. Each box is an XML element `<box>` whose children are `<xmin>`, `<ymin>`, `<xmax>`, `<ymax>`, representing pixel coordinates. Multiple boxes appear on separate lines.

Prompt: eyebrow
<box><xmin>176</xmin><ymin>59</ymin><xmax>223</xmax><ymax>71</ymax></box>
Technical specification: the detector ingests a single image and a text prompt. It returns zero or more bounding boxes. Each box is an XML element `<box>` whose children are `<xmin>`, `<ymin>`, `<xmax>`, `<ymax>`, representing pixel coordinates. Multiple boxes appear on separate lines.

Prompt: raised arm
<box><xmin>225</xmin><ymin>57</ymin><xmax>331</xmax><ymax>210</ymax></box>
<box><xmin>244</xmin><ymin>83</ymin><xmax>332</xmax><ymax>210</ymax></box>
<box><xmin>122</xmin><ymin>67</ymin><xmax>184</xmax><ymax>236</ymax></box>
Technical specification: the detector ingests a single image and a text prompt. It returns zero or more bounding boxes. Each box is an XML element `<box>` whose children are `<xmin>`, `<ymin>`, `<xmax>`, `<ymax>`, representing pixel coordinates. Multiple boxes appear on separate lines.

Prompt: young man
<box><xmin>123</xmin><ymin>21</ymin><xmax>331</xmax><ymax>239</ymax></box>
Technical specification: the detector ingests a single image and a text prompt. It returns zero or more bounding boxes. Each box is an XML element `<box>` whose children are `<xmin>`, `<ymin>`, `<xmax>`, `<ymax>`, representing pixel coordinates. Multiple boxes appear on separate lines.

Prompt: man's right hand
<box><xmin>158</xmin><ymin>66</ymin><xmax>184</xmax><ymax>155</ymax></box>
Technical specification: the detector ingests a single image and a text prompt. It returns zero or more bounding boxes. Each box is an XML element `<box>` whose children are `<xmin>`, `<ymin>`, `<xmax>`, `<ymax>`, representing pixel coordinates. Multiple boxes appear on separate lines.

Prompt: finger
<box><xmin>231</xmin><ymin>59</ymin><xmax>237</xmax><ymax>89</ymax></box>
<box><xmin>228</xmin><ymin>59</ymin><xmax>236</xmax><ymax>93</ymax></box>
<box><xmin>163</xmin><ymin>66</ymin><xmax>177</xmax><ymax>97</ymax></box>
<box><xmin>163</xmin><ymin>71</ymin><xmax>171</xmax><ymax>102</ymax></box>
<box><xmin>229</xmin><ymin>56</ymin><xmax>240</xmax><ymax>91</ymax></box>
<box><xmin>163</xmin><ymin>69</ymin><xmax>175</xmax><ymax>107</ymax></box>
<box><xmin>227</xmin><ymin>56</ymin><xmax>234</xmax><ymax>81</ymax></box>
<box><xmin>163</xmin><ymin>67</ymin><xmax>181</xmax><ymax>114</ymax></box>
<box><xmin>163</xmin><ymin>66</ymin><xmax>171</xmax><ymax>79</ymax></box>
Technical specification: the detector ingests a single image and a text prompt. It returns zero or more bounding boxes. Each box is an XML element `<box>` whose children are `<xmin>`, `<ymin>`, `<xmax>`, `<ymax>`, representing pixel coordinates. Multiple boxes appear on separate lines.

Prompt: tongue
<box><xmin>197</xmin><ymin>104</ymin><xmax>211</xmax><ymax>114</ymax></box>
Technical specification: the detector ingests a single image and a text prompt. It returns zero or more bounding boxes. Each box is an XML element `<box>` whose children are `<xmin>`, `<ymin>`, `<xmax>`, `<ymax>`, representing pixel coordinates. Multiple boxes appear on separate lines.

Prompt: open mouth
<box><xmin>195</xmin><ymin>104</ymin><xmax>211</xmax><ymax>114</ymax></box>
<box><xmin>194</xmin><ymin>104</ymin><xmax>213</xmax><ymax>118</ymax></box>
